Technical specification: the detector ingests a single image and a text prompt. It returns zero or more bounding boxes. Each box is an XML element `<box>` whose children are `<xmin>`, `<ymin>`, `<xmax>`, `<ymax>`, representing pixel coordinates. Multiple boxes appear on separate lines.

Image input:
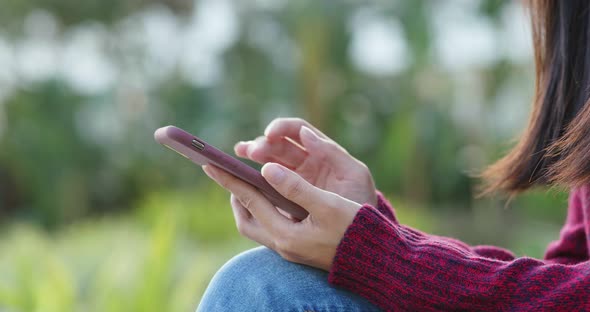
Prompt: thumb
<box><xmin>261</xmin><ymin>162</ymin><xmax>331</xmax><ymax>213</ymax></box>
<box><xmin>299</xmin><ymin>126</ymin><xmax>353</xmax><ymax>171</ymax></box>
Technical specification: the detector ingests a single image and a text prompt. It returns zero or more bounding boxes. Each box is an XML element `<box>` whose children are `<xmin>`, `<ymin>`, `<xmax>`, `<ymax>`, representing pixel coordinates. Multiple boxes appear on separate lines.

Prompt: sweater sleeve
<box><xmin>328</xmin><ymin>191</ymin><xmax>590</xmax><ymax>312</ymax></box>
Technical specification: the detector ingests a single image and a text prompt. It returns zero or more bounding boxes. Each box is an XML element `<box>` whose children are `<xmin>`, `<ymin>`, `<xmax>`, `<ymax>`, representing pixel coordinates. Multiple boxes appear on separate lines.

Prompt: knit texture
<box><xmin>328</xmin><ymin>186</ymin><xmax>590</xmax><ymax>311</ymax></box>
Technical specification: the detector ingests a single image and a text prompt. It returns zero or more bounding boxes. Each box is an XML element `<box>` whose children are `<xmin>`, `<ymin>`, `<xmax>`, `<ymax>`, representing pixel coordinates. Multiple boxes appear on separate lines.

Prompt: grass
<box><xmin>0</xmin><ymin>188</ymin><xmax>256</xmax><ymax>312</ymax></box>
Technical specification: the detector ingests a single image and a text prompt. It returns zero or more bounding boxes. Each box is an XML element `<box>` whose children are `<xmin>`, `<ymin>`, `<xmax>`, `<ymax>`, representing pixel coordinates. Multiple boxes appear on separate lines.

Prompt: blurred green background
<box><xmin>0</xmin><ymin>0</ymin><xmax>569</xmax><ymax>311</ymax></box>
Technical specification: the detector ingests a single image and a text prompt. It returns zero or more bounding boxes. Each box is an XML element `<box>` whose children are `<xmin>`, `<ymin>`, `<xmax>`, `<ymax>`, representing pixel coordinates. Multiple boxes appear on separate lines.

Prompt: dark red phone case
<box><xmin>155</xmin><ymin>125</ymin><xmax>309</xmax><ymax>220</ymax></box>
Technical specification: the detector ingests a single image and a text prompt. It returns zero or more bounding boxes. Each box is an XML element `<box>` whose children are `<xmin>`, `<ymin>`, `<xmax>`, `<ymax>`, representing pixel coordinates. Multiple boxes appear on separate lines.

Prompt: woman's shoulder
<box><xmin>571</xmin><ymin>184</ymin><xmax>590</xmax><ymax>210</ymax></box>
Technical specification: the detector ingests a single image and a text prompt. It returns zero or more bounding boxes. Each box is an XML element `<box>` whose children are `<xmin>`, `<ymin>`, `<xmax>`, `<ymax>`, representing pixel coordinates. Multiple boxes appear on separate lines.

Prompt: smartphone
<box><xmin>154</xmin><ymin>125</ymin><xmax>309</xmax><ymax>220</ymax></box>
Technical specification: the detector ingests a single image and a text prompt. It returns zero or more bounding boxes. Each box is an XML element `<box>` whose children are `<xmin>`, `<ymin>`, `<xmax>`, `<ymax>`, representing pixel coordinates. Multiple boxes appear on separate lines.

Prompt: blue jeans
<box><xmin>197</xmin><ymin>246</ymin><xmax>381</xmax><ymax>311</ymax></box>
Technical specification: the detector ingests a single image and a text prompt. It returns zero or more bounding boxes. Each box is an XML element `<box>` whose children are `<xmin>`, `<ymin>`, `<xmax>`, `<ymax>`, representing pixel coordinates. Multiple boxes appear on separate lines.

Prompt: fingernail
<box><xmin>263</xmin><ymin>163</ymin><xmax>286</xmax><ymax>184</ymax></box>
<box><xmin>301</xmin><ymin>126</ymin><xmax>318</xmax><ymax>142</ymax></box>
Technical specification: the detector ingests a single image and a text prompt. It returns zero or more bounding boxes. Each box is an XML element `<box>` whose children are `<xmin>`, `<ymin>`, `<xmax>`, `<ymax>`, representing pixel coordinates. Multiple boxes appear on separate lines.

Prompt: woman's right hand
<box><xmin>234</xmin><ymin>118</ymin><xmax>378</xmax><ymax>207</ymax></box>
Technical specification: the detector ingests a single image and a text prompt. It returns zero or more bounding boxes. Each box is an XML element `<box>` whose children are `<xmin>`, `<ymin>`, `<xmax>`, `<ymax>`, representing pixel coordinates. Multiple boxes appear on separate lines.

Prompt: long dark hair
<box><xmin>482</xmin><ymin>0</ymin><xmax>590</xmax><ymax>195</ymax></box>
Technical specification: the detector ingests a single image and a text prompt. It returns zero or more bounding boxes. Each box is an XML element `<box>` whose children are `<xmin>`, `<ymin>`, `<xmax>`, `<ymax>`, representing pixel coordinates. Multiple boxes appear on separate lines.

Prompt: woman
<box><xmin>198</xmin><ymin>1</ymin><xmax>590</xmax><ymax>311</ymax></box>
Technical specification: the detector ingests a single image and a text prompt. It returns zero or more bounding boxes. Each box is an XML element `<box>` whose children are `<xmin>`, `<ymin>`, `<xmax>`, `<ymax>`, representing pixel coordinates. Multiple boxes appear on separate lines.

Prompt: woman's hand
<box><xmin>234</xmin><ymin>118</ymin><xmax>377</xmax><ymax>207</ymax></box>
<box><xmin>202</xmin><ymin>162</ymin><xmax>361</xmax><ymax>271</ymax></box>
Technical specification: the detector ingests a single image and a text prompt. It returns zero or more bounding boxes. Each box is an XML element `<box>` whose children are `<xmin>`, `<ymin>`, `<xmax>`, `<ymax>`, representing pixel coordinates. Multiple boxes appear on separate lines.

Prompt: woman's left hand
<box><xmin>202</xmin><ymin>162</ymin><xmax>362</xmax><ymax>271</ymax></box>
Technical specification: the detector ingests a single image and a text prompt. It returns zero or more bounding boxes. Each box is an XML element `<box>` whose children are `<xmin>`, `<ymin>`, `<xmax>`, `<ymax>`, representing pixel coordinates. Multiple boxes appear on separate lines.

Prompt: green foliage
<box><xmin>0</xmin><ymin>0</ymin><xmax>192</xmax><ymax>30</ymax></box>
<box><xmin>136</xmin><ymin>184</ymin><xmax>240</xmax><ymax>244</ymax></box>
<box><xmin>512</xmin><ymin>188</ymin><xmax>570</xmax><ymax>223</ymax></box>
<box><xmin>0</xmin><ymin>0</ymin><xmax>557</xmax><ymax>226</ymax></box>
<box><xmin>0</xmin><ymin>81</ymin><xmax>100</xmax><ymax>225</ymax></box>
<box><xmin>0</xmin><ymin>212</ymin><xmax>253</xmax><ymax>311</ymax></box>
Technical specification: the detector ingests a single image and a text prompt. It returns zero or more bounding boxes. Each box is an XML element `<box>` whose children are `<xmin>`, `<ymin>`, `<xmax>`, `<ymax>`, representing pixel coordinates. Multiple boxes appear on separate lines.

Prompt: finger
<box><xmin>235</xmin><ymin>136</ymin><xmax>266</xmax><ymax>157</ymax></box>
<box><xmin>299</xmin><ymin>126</ymin><xmax>359</xmax><ymax>173</ymax></box>
<box><xmin>202</xmin><ymin>165</ymin><xmax>291</xmax><ymax>231</ymax></box>
<box><xmin>264</xmin><ymin>118</ymin><xmax>328</xmax><ymax>144</ymax></box>
<box><xmin>234</xmin><ymin>141</ymin><xmax>249</xmax><ymax>158</ymax></box>
<box><xmin>230</xmin><ymin>194</ymin><xmax>252</xmax><ymax>221</ymax></box>
<box><xmin>230</xmin><ymin>195</ymin><xmax>275</xmax><ymax>248</ymax></box>
<box><xmin>235</xmin><ymin>137</ymin><xmax>308</xmax><ymax>169</ymax></box>
<box><xmin>261</xmin><ymin>162</ymin><xmax>339</xmax><ymax>214</ymax></box>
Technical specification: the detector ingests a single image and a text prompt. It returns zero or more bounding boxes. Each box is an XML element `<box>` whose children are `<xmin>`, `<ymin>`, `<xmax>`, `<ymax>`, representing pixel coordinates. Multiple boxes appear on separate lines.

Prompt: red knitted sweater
<box><xmin>327</xmin><ymin>186</ymin><xmax>590</xmax><ymax>311</ymax></box>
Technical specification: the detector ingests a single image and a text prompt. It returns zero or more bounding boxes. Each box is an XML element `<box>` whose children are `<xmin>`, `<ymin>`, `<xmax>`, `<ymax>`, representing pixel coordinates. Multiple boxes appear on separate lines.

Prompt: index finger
<box><xmin>264</xmin><ymin>118</ymin><xmax>329</xmax><ymax>143</ymax></box>
<box><xmin>202</xmin><ymin>165</ymin><xmax>292</xmax><ymax>232</ymax></box>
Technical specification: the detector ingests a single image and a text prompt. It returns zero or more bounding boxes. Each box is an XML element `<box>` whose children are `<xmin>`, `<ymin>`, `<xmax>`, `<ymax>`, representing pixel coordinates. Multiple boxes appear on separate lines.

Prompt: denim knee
<box><xmin>197</xmin><ymin>246</ymin><xmax>302</xmax><ymax>311</ymax></box>
<box><xmin>196</xmin><ymin>246</ymin><xmax>381</xmax><ymax>312</ymax></box>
